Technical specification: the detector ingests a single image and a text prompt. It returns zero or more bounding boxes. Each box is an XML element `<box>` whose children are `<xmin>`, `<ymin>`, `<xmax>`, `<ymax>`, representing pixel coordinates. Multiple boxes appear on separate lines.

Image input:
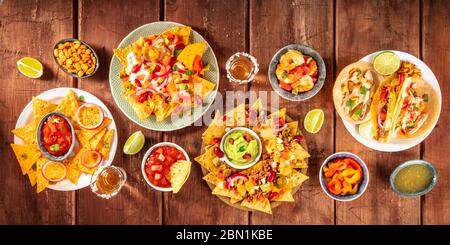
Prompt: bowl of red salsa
<box><xmin>37</xmin><ymin>112</ymin><xmax>77</xmax><ymax>161</ymax></box>
<box><xmin>141</xmin><ymin>142</ymin><xmax>190</xmax><ymax>192</ymax></box>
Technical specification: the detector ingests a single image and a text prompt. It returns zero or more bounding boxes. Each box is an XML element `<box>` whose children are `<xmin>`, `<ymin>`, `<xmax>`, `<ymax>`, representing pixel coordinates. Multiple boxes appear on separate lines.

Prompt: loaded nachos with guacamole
<box><xmin>11</xmin><ymin>90</ymin><xmax>115</xmax><ymax>193</ymax></box>
<box><xmin>195</xmin><ymin>99</ymin><xmax>310</xmax><ymax>214</ymax></box>
<box><xmin>114</xmin><ymin>26</ymin><xmax>216</xmax><ymax>122</ymax></box>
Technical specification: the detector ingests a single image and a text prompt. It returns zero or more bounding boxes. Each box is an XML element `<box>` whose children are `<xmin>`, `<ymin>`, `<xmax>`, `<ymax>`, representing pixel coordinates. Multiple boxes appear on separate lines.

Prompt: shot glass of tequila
<box><xmin>90</xmin><ymin>165</ymin><xmax>127</xmax><ymax>199</ymax></box>
<box><xmin>225</xmin><ymin>52</ymin><xmax>259</xmax><ymax>84</ymax></box>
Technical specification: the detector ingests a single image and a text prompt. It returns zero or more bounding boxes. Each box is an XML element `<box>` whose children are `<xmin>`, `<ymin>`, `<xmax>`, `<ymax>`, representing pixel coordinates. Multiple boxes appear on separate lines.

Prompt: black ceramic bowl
<box><xmin>52</xmin><ymin>38</ymin><xmax>99</xmax><ymax>79</ymax></box>
<box><xmin>37</xmin><ymin>112</ymin><xmax>77</xmax><ymax>161</ymax></box>
<box><xmin>268</xmin><ymin>44</ymin><xmax>326</xmax><ymax>101</ymax></box>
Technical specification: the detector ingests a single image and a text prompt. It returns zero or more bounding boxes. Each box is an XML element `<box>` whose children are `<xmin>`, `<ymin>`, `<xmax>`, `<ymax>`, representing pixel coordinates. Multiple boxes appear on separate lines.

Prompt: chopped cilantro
<box><xmin>172</xmin><ymin>64</ymin><xmax>178</xmax><ymax>71</ymax></box>
<box><xmin>50</xmin><ymin>144</ymin><xmax>60</xmax><ymax>152</ymax></box>
<box><xmin>407</xmin><ymin>122</ymin><xmax>415</xmax><ymax>128</ymax></box>
<box><xmin>148</xmin><ymin>67</ymin><xmax>155</xmax><ymax>74</ymax></box>
<box><xmin>413</xmin><ymin>104</ymin><xmax>420</xmax><ymax>111</ymax></box>
<box><xmin>52</xmin><ymin>117</ymin><xmax>60</xmax><ymax>123</ymax></box>
<box><xmin>360</xmin><ymin>86</ymin><xmax>368</xmax><ymax>95</ymax></box>
<box><xmin>413</xmin><ymin>91</ymin><xmax>418</xmax><ymax>97</ymax></box>
<box><xmin>281</xmin><ymin>72</ymin><xmax>288</xmax><ymax>79</ymax></box>
<box><xmin>79</xmin><ymin>95</ymin><xmax>85</xmax><ymax>102</ymax></box>
<box><xmin>239</xmin><ymin>146</ymin><xmax>246</xmax><ymax>152</ymax></box>
<box><xmin>184</xmin><ymin>84</ymin><xmax>189</xmax><ymax>90</ymax></box>
<box><xmin>185</xmin><ymin>70</ymin><xmax>194</xmax><ymax>76</ymax></box>
<box><xmin>353</xmin><ymin>109</ymin><xmax>362</xmax><ymax>117</ymax></box>
<box><xmin>103</xmin><ymin>143</ymin><xmax>109</xmax><ymax>148</ymax></box>
<box><xmin>346</xmin><ymin>99</ymin><xmax>356</xmax><ymax>108</ymax></box>
<box><xmin>174</xmin><ymin>49</ymin><xmax>182</xmax><ymax>57</ymax></box>
<box><xmin>423</xmin><ymin>93</ymin><xmax>429</xmax><ymax>102</ymax></box>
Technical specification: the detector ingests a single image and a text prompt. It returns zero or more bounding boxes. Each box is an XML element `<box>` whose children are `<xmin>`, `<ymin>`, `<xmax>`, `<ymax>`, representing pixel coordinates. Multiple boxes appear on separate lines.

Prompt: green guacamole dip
<box><xmin>223</xmin><ymin>130</ymin><xmax>259</xmax><ymax>166</ymax></box>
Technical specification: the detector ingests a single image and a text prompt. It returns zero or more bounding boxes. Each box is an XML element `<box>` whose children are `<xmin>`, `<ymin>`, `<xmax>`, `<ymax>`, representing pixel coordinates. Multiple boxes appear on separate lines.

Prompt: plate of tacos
<box><xmin>194</xmin><ymin>99</ymin><xmax>310</xmax><ymax>214</ymax></box>
<box><xmin>110</xmin><ymin>21</ymin><xmax>219</xmax><ymax>131</ymax></box>
<box><xmin>334</xmin><ymin>50</ymin><xmax>441</xmax><ymax>152</ymax></box>
<box><xmin>11</xmin><ymin>88</ymin><xmax>117</xmax><ymax>192</ymax></box>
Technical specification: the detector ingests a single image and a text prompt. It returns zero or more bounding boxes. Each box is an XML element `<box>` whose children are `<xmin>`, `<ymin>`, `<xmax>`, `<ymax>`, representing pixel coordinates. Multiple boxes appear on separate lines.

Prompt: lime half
<box><xmin>358</xmin><ymin>120</ymin><xmax>373</xmax><ymax>140</ymax></box>
<box><xmin>373</xmin><ymin>51</ymin><xmax>400</xmax><ymax>75</ymax></box>
<box><xmin>17</xmin><ymin>57</ymin><xmax>43</xmax><ymax>78</ymax></box>
<box><xmin>123</xmin><ymin>131</ymin><xmax>145</xmax><ymax>155</ymax></box>
<box><xmin>304</xmin><ymin>109</ymin><xmax>324</xmax><ymax>134</ymax></box>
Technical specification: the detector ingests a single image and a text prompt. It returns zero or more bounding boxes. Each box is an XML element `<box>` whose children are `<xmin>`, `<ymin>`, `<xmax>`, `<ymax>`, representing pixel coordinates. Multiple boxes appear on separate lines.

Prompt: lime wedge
<box><xmin>358</xmin><ymin>120</ymin><xmax>373</xmax><ymax>140</ymax></box>
<box><xmin>123</xmin><ymin>131</ymin><xmax>145</xmax><ymax>155</ymax></box>
<box><xmin>304</xmin><ymin>109</ymin><xmax>324</xmax><ymax>134</ymax></box>
<box><xmin>373</xmin><ymin>51</ymin><xmax>400</xmax><ymax>75</ymax></box>
<box><xmin>17</xmin><ymin>57</ymin><xmax>43</xmax><ymax>78</ymax></box>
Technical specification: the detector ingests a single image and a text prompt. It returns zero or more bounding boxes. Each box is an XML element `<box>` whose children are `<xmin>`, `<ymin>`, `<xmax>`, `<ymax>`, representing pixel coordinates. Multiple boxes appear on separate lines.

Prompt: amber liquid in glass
<box><xmin>229</xmin><ymin>57</ymin><xmax>254</xmax><ymax>80</ymax></box>
<box><xmin>96</xmin><ymin>167</ymin><xmax>121</xmax><ymax>194</ymax></box>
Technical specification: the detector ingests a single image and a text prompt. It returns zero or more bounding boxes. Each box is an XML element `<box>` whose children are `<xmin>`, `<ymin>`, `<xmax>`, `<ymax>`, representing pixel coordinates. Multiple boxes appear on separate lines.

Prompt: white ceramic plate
<box><xmin>14</xmin><ymin>88</ymin><xmax>118</xmax><ymax>191</ymax></box>
<box><xmin>341</xmin><ymin>50</ymin><xmax>442</xmax><ymax>152</ymax></box>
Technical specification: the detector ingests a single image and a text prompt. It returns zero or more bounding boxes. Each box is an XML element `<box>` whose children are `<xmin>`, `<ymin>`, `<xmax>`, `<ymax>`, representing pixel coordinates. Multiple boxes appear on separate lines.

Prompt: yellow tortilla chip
<box><xmin>11</xmin><ymin>122</ymin><xmax>38</xmax><ymax>146</ymax></box>
<box><xmin>292</xmin><ymin>158</ymin><xmax>308</xmax><ymax>169</ymax></box>
<box><xmin>241</xmin><ymin>197</ymin><xmax>272</xmax><ymax>214</ymax></box>
<box><xmin>169</xmin><ymin>160</ymin><xmax>191</xmax><ymax>193</ymax></box>
<box><xmin>161</xmin><ymin>26</ymin><xmax>191</xmax><ymax>45</ymax></box>
<box><xmin>268</xmin><ymin>108</ymin><xmax>286</xmax><ymax>121</ymax></box>
<box><xmin>230</xmin><ymin>198</ymin><xmax>241</xmax><ymax>204</ymax></box>
<box><xmin>212</xmin><ymin>184</ymin><xmax>243</xmax><ymax>200</ymax></box>
<box><xmin>66</xmin><ymin>159</ymin><xmax>81</xmax><ymax>185</ymax></box>
<box><xmin>100</xmin><ymin>129</ymin><xmax>114</xmax><ymax>160</ymax></box>
<box><xmin>55</xmin><ymin>90</ymin><xmax>79</xmax><ymax>121</ymax></box>
<box><xmin>289</xmin><ymin>170</ymin><xmax>309</xmax><ymax>188</ymax></box>
<box><xmin>202</xmin><ymin>172</ymin><xmax>222</xmax><ymax>185</ymax></box>
<box><xmin>127</xmin><ymin>96</ymin><xmax>153</xmax><ymax>120</ymax></box>
<box><xmin>27</xmin><ymin>169</ymin><xmax>37</xmax><ymax>187</ymax></box>
<box><xmin>202</xmin><ymin>112</ymin><xmax>226</xmax><ymax>145</ymax></box>
<box><xmin>76</xmin><ymin>130</ymin><xmax>89</xmax><ymax>148</ymax></box>
<box><xmin>177</xmin><ymin>42</ymin><xmax>206</xmax><ymax>69</ymax></box>
<box><xmin>10</xmin><ymin>144</ymin><xmax>41</xmax><ymax>175</ymax></box>
<box><xmin>71</xmin><ymin>148</ymin><xmax>97</xmax><ymax>174</ymax></box>
<box><xmin>286</xmin><ymin>121</ymin><xmax>298</xmax><ymax>136</ymax></box>
<box><xmin>225</xmin><ymin>103</ymin><xmax>246</xmax><ymax>127</ymax></box>
<box><xmin>194</xmin><ymin>145</ymin><xmax>218</xmax><ymax>172</ymax></box>
<box><xmin>90</xmin><ymin>128</ymin><xmax>107</xmax><ymax>150</ymax></box>
<box><xmin>36</xmin><ymin>158</ymin><xmax>49</xmax><ymax>193</ymax></box>
<box><xmin>81</xmin><ymin>118</ymin><xmax>111</xmax><ymax>141</ymax></box>
<box><xmin>32</xmin><ymin>97</ymin><xmax>57</xmax><ymax>123</ymax></box>
<box><xmin>114</xmin><ymin>45</ymin><xmax>132</xmax><ymax>66</ymax></box>
<box><xmin>193</xmin><ymin>75</ymin><xmax>215</xmax><ymax>99</ymax></box>
<box><xmin>272</xmin><ymin>189</ymin><xmax>295</xmax><ymax>202</ymax></box>
<box><xmin>290</xmin><ymin>141</ymin><xmax>310</xmax><ymax>160</ymax></box>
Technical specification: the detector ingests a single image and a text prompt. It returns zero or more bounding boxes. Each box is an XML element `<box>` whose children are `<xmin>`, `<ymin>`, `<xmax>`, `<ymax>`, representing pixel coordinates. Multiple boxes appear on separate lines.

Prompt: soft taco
<box><xmin>391</xmin><ymin>77</ymin><xmax>439</xmax><ymax>139</ymax></box>
<box><xmin>333</xmin><ymin>61</ymin><xmax>382</xmax><ymax>124</ymax></box>
<box><xmin>370</xmin><ymin>74</ymin><xmax>403</xmax><ymax>142</ymax></box>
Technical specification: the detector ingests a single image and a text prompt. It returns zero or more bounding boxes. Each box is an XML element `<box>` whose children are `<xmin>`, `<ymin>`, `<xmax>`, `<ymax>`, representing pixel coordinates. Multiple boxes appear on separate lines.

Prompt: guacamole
<box><xmin>223</xmin><ymin>130</ymin><xmax>259</xmax><ymax>166</ymax></box>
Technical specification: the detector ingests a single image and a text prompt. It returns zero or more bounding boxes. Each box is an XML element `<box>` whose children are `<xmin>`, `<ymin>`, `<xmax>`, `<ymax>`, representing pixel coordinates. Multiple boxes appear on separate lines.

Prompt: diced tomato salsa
<box><xmin>144</xmin><ymin>146</ymin><xmax>186</xmax><ymax>188</ymax></box>
<box><xmin>41</xmin><ymin>115</ymin><xmax>72</xmax><ymax>156</ymax></box>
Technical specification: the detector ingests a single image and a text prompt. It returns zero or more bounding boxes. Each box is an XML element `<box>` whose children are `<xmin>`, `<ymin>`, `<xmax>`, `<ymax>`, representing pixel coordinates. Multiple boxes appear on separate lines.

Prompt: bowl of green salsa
<box><xmin>220</xmin><ymin>127</ymin><xmax>262</xmax><ymax>170</ymax></box>
<box><xmin>390</xmin><ymin>160</ymin><xmax>437</xmax><ymax>197</ymax></box>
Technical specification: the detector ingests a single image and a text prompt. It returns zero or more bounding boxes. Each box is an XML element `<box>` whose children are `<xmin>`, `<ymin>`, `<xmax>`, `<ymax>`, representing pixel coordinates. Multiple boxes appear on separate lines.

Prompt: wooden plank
<box><xmin>76</xmin><ymin>0</ymin><xmax>163</xmax><ymax>224</ymax></box>
<box><xmin>335</xmin><ymin>0</ymin><xmax>421</xmax><ymax>224</ymax></box>
<box><xmin>422</xmin><ymin>0</ymin><xmax>450</xmax><ymax>225</ymax></box>
<box><xmin>163</xmin><ymin>0</ymin><xmax>249</xmax><ymax>224</ymax></box>
<box><xmin>249</xmin><ymin>0</ymin><xmax>335</xmax><ymax>224</ymax></box>
<box><xmin>0</xmin><ymin>0</ymin><xmax>74</xmax><ymax>224</ymax></box>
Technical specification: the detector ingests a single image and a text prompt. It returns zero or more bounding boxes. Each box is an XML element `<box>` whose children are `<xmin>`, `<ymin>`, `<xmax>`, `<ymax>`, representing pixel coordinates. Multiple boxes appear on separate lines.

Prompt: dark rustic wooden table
<box><xmin>0</xmin><ymin>0</ymin><xmax>448</xmax><ymax>224</ymax></box>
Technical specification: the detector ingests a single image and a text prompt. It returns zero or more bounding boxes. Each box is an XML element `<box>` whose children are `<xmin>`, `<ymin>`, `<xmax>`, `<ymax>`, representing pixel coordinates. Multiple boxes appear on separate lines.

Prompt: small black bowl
<box><xmin>268</xmin><ymin>44</ymin><xmax>326</xmax><ymax>101</ymax></box>
<box><xmin>37</xmin><ymin>112</ymin><xmax>78</xmax><ymax>161</ymax></box>
<box><xmin>52</xmin><ymin>38</ymin><xmax>99</xmax><ymax>79</ymax></box>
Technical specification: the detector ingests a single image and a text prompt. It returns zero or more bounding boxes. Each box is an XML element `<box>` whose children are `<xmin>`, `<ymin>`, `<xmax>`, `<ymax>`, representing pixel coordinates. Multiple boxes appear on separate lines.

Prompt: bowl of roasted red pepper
<box><xmin>319</xmin><ymin>152</ymin><xmax>369</xmax><ymax>201</ymax></box>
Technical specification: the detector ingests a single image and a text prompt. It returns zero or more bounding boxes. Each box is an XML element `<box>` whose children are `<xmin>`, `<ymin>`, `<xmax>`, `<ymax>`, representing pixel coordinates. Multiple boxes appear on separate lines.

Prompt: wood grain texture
<box><xmin>249</xmin><ymin>0</ymin><xmax>335</xmax><ymax>224</ymax></box>
<box><xmin>422</xmin><ymin>0</ymin><xmax>450</xmax><ymax>225</ymax></box>
<box><xmin>335</xmin><ymin>0</ymin><xmax>421</xmax><ymax>224</ymax></box>
<box><xmin>163</xmin><ymin>0</ymin><xmax>249</xmax><ymax>224</ymax></box>
<box><xmin>0</xmin><ymin>0</ymin><xmax>75</xmax><ymax>224</ymax></box>
<box><xmin>76</xmin><ymin>0</ymin><xmax>163</xmax><ymax>224</ymax></box>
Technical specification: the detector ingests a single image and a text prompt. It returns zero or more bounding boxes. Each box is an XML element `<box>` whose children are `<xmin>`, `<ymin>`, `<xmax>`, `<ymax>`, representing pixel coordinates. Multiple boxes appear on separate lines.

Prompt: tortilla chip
<box><xmin>268</xmin><ymin>108</ymin><xmax>286</xmax><ymax>121</ymax></box>
<box><xmin>36</xmin><ymin>158</ymin><xmax>49</xmax><ymax>193</ymax></box>
<box><xmin>193</xmin><ymin>75</ymin><xmax>215</xmax><ymax>99</ymax></box>
<box><xmin>81</xmin><ymin>118</ymin><xmax>111</xmax><ymax>141</ymax></box>
<box><xmin>169</xmin><ymin>160</ymin><xmax>191</xmax><ymax>194</ymax></box>
<box><xmin>212</xmin><ymin>184</ymin><xmax>243</xmax><ymax>200</ymax></box>
<box><xmin>66</xmin><ymin>160</ymin><xmax>81</xmax><ymax>185</ymax></box>
<box><xmin>55</xmin><ymin>90</ymin><xmax>79</xmax><ymax>121</ymax></box>
<box><xmin>32</xmin><ymin>97</ymin><xmax>57</xmax><ymax>123</ymax></box>
<box><xmin>241</xmin><ymin>197</ymin><xmax>272</xmax><ymax>214</ymax></box>
<box><xmin>292</xmin><ymin>158</ymin><xmax>308</xmax><ymax>169</ymax></box>
<box><xmin>90</xmin><ymin>128</ymin><xmax>107</xmax><ymax>150</ymax></box>
<box><xmin>76</xmin><ymin>130</ymin><xmax>89</xmax><ymax>149</ymax></box>
<box><xmin>202</xmin><ymin>172</ymin><xmax>222</xmax><ymax>185</ymax></box>
<box><xmin>290</xmin><ymin>141</ymin><xmax>310</xmax><ymax>160</ymax></box>
<box><xmin>162</xmin><ymin>26</ymin><xmax>191</xmax><ymax>45</ymax></box>
<box><xmin>202</xmin><ymin>112</ymin><xmax>226</xmax><ymax>145</ymax></box>
<box><xmin>27</xmin><ymin>168</ymin><xmax>37</xmax><ymax>187</ymax></box>
<box><xmin>114</xmin><ymin>45</ymin><xmax>132</xmax><ymax>66</ymax></box>
<box><xmin>100</xmin><ymin>129</ymin><xmax>114</xmax><ymax>160</ymax></box>
<box><xmin>127</xmin><ymin>96</ymin><xmax>152</xmax><ymax>120</ymax></box>
<box><xmin>286</xmin><ymin>121</ymin><xmax>298</xmax><ymax>136</ymax></box>
<box><xmin>11</xmin><ymin>122</ymin><xmax>38</xmax><ymax>146</ymax></box>
<box><xmin>272</xmin><ymin>189</ymin><xmax>295</xmax><ymax>202</ymax></box>
<box><xmin>177</xmin><ymin>42</ymin><xmax>206</xmax><ymax>69</ymax></box>
<box><xmin>225</xmin><ymin>103</ymin><xmax>246</xmax><ymax>127</ymax></box>
<box><xmin>194</xmin><ymin>145</ymin><xmax>218</xmax><ymax>172</ymax></box>
<box><xmin>289</xmin><ymin>170</ymin><xmax>309</xmax><ymax>188</ymax></box>
<box><xmin>10</xmin><ymin>144</ymin><xmax>41</xmax><ymax>175</ymax></box>
<box><xmin>250</xmin><ymin>98</ymin><xmax>264</xmax><ymax>112</ymax></box>
<box><xmin>230</xmin><ymin>198</ymin><xmax>241</xmax><ymax>204</ymax></box>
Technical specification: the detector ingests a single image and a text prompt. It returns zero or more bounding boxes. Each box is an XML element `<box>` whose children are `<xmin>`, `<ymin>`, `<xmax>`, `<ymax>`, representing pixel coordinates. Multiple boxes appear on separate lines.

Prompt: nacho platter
<box><xmin>12</xmin><ymin>88</ymin><xmax>118</xmax><ymax>192</ymax></box>
<box><xmin>195</xmin><ymin>99</ymin><xmax>310</xmax><ymax>214</ymax></box>
<box><xmin>110</xmin><ymin>21</ymin><xmax>219</xmax><ymax>131</ymax></box>
<box><xmin>336</xmin><ymin>50</ymin><xmax>442</xmax><ymax>152</ymax></box>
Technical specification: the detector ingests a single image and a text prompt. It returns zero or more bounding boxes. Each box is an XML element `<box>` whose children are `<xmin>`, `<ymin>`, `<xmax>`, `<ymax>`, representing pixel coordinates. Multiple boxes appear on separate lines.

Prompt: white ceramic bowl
<box><xmin>141</xmin><ymin>142</ymin><xmax>190</xmax><ymax>192</ymax></box>
<box><xmin>219</xmin><ymin>127</ymin><xmax>262</xmax><ymax>170</ymax></box>
<box><xmin>319</xmin><ymin>152</ymin><xmax>369</xmax><ymax>202</ymax></box>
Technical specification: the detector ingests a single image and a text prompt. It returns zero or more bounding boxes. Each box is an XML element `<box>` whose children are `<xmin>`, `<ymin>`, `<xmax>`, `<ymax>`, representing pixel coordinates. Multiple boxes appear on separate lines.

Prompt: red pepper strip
<box><xmin>279</xmin><ymin>81</ymin><xmax>292</xmax><ymax>91</ymax></box>
<box><xmin>324</xmin><ymin>161</ymin><xmax>347</xmax><ymax>178</ymax></box>
<box><xmin>192</xmin><ymin>55</ymin><xmax>203</xmax><ymax>74</ymax></box>
<box><xmin>327</xmin><ymin>179</ymin><xmax>342</xmax><ymax>195</ymax></box>
<box><xmin>398</xmin><ymin>72</ymin><xmax>404</xmax><ymax>86</ymax></box>
<box><xmin>347</xmin><ymin>158</ymin><xmax>362</xmax><ymax>176</ymax></box>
